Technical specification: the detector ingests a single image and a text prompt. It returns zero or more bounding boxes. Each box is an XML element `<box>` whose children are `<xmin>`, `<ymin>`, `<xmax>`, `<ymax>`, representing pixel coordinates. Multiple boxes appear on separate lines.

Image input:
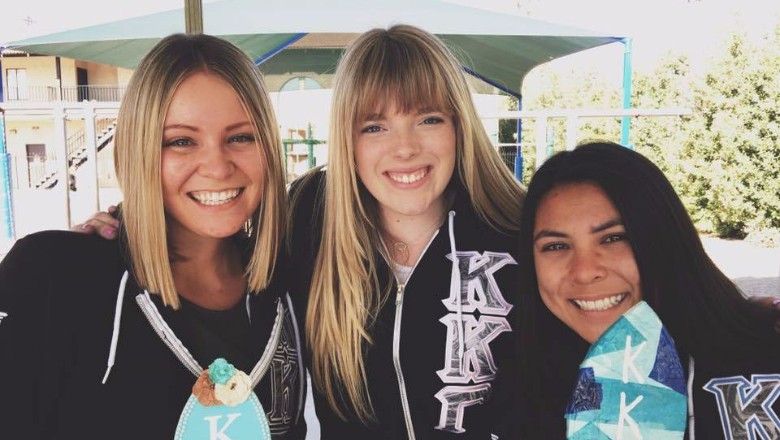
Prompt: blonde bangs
<box><xmin>350</xmin><ymin>36</ymin><xmax>454</xmax><ymax>125</ymax></box>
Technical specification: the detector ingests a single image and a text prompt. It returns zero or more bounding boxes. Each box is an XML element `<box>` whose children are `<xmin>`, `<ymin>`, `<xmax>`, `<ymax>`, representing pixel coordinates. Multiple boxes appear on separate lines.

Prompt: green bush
<box><xmin>509</xmin><ymin>25</ymin><xmax>780</xmax><ymax>238</ymax></box>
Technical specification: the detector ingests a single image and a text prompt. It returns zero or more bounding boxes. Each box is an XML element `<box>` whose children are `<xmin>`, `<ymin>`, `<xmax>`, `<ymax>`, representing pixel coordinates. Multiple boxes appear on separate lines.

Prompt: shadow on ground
<box><xmin>734</xmin><ymin>276</ymin><xmax>780</xmax><ymax>297</ymax></box>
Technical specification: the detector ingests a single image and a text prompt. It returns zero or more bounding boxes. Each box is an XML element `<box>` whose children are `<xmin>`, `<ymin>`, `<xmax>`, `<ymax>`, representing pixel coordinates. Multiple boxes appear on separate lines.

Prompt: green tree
<box><xmin>681</xmin><ymin>29</ymin><xmax>780</xmax><ymax>236</ymax></box>
<box><xmin>630</xmin><ymin>53</ymin><xmax>693</xmax><ymax>177</ymax></box>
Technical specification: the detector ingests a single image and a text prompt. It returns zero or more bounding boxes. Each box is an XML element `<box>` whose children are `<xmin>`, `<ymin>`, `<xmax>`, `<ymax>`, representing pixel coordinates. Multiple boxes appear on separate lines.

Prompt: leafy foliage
<box><xmin>504</xmin><ymin>26</ymin><xmax>780</xmax><ymax>240</ymax></box>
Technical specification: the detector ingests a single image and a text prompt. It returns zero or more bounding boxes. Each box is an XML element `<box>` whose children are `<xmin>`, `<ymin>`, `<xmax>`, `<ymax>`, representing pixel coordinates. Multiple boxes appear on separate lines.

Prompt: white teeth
<box><xmin>388</xmin><ymin>168</ymin><xmax>428</xmax><ymax>184</ymax></box>
<box><xmin>190</xmin><ymin>189</ymin><xmax>240</xmax><ymax>206</ymax></box>
<box><xmin>573</xmin><ymin>293</ymin><xmax>627</xmax><ymax>312</ymax></box>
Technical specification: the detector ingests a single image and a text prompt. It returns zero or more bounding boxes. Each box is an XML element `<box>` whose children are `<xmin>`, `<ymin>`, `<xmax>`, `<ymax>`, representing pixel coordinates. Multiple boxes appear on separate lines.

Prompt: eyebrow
<box><xmin>533</xmin><ymin>218</ymin><xmax>624</xmax><ymax>242</ymax></box>
<box><xmin>163</xmin><ymin>123</ymin><xmax>199</xmax><ymax>132</ymax></box>
<box><xmin>362</xmin><ymin>107</ymin><xmax>443</xmax><ymax>122</ymax></box>
<box><xmin>415</xmin><ymin>107</ymin><xmax>441</xmax><ymax>115</ymax></box>
<box><xmin>162</xmin><ymin>121</ymin><xmax>251</xmax><ymax>132</ymax></box>
<box><xmin>591</xmin><ymin>218</ymin><xmax>623</xmax><ymax>233</ymax></box>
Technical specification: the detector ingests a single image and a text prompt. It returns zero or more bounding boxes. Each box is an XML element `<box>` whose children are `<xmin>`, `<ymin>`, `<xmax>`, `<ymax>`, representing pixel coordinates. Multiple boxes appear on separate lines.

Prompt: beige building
<box><xmin>0</xmin><ymin>49</ymin><xmax>504</xmax><ymax>234</ymax></box>
<box><xmin>1</xmin><ymin>50</ymin><xmax>128</xmax><ymax>233</ymax></box>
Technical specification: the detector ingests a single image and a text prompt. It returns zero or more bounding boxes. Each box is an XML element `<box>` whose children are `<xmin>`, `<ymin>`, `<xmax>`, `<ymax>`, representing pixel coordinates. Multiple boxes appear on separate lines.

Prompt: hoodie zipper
<box><xmin>136</xmin><ymin>292</ymin><xmax>202</xmax><ymax>377</ymax></box>
<box><xmin>136</xmin><ymin>292</ymin><xmax>285</xmax><ymax>386</ymax></box>
<box><xmin>392</xmin><ymin>230</ymin><xmax>439</xmax><ymax>440</ymax></box>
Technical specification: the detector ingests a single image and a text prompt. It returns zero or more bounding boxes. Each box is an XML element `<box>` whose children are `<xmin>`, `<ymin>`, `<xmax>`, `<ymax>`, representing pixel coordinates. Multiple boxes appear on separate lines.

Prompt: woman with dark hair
<box><xmin>517</xmin><ymin>141</ymin><xmax>780</xmax><ymax>439</ymax></box>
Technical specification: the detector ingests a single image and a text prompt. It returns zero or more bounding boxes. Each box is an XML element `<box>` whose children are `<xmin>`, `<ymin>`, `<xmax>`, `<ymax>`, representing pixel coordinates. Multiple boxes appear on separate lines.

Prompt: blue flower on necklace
<box><xmin>208</xmin><ymin>358</ymin><xmax>236</xmax><ymax>385</ymax></box>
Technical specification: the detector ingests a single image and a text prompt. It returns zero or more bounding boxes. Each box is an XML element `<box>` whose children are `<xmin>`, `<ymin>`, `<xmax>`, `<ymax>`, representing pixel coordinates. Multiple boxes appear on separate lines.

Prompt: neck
<box><xmin>167</xmin><ymin>222</ymin><xmax>246</xmax><ymax>310</ymax></box>
<box><xmin>381</xmin><ymin>199</ymin><xmax>446</xmax><ymax>267</ymax></box>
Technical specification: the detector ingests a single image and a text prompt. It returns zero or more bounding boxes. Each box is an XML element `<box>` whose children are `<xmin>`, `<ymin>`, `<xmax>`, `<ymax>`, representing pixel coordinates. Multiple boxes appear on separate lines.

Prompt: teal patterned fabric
<box><xmin>566</xmin><ymin>301</ymin><xmax>687</xmax><ymax>439</ymax></box>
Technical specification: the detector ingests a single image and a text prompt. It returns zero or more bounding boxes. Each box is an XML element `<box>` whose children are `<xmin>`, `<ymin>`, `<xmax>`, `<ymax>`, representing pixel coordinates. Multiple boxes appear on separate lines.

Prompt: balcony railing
<box><xmin>4</xmin><ymin>85</ymin><xmax>126</xmax><ymax>103</ymax></box>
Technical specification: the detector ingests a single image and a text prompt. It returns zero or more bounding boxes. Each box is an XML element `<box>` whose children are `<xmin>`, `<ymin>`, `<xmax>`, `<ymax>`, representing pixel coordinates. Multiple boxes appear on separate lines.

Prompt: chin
<box><xmin>389</xmin><ymin>200</ymin><xmax>436</xmax><ymax>217</ymax></box>
<box><xmin>195</xmin><ymin>223</ymin><xmax>247</xmax><ymax>239</ymax></box>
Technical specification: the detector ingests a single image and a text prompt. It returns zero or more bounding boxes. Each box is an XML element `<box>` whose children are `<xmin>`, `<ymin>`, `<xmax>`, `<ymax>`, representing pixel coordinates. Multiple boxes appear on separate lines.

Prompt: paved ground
<box><xmin>700</xmin><ymin>235</ymin><xmax>780</xmax><ymax>298</ymax></box>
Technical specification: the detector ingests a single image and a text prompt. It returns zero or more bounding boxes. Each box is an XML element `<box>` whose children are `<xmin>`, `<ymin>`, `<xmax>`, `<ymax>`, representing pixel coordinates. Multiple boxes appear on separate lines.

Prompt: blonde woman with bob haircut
<box><xmin>0</xmin><ymin>34</ymin><xmax>306</xmax><ymax>440</ymax></box>
<box><xmin>289</xmin><ymin>24</ymin><xmax>525</xmax><ymax>439</ymax></box>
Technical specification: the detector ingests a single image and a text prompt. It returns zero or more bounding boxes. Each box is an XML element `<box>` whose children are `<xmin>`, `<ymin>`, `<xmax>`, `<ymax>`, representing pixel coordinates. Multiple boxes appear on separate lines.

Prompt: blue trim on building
<box><xmin>462</xmin><ymin>67</ymin><xmax>524</xmax><ymax>179</ymax></box>
<box><xmin>462</xmin><ymin>67</ymin><xmax>521</xmax><ymax>99</ymax></box>
<box><xmin>254</xmin><ymin>33</ymin><xmax>308</xmax><ymax>65</ymax></box>
<box><xmin>0</xmin><ymin>112</ymin><xmax>15</xmax><ymax>241</ymax></box>
<box><xmin>0</xmin><ymin>55</ymin><xmax>4</xmax><ymax>103</ymax></box>
<box><xmin>620</xmin><ymin>38</ymin><xmax>633</xmax><ymax>149</ymax></box>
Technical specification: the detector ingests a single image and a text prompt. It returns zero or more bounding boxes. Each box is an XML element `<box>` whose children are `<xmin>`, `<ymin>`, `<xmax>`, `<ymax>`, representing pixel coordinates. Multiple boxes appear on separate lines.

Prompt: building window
<box><xmin>7</xmin><ymin>68</ymin><xmax>28</xmax><ymax>101</ymax></box>
<box><xmin>280</xmin><ymin>76</ymin><xmax>321</xmax><ymax>92</ymax></box>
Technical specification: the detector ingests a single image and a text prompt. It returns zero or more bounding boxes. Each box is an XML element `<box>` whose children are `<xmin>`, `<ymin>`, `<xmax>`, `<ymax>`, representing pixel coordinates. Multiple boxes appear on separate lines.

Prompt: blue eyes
<box><xmin>228</xmin><ymin>134</ymin><xmax>255</xmax><ymax>143</ymax></box>
<box><xmin>164</xmin><ymin>138</ymin><xmax>193</xmax><ymax>147</ymax></box>
<box><xmin>359</xmin><ymin>116</ymin><xmax>445</xmax><ymax>134</ymax></box>
<box><xmin>163</xmin><ymin>134</ymin><xmax>255</xmax><ymax>148</ymax></box>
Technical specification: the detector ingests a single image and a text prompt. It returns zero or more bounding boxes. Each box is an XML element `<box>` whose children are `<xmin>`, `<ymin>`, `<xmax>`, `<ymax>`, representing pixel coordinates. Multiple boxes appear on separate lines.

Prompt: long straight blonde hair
<box><xmin>305</xmin><ymin>25</ymin><xmax>525</xmax><ymax>422</ymax></box>
<box><xmin>115</xmin><ymin>34</ymin><xmax>286</xmax><ymax>308</ymax></box>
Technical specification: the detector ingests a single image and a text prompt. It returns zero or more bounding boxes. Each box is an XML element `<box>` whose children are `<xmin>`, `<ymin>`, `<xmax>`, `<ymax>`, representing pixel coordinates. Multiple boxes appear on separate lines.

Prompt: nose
<box><xmin>392</xmin><ymin>127</ymin><xmax>421</xmax><ymax>160</ymax></box>
<box><xmin>196</xmin><ymin>139</ymin><xmax>235</xmax><ymax>179</ymax></box>
<box><xmin>570</xmin><ymin>247</ymin><xmax>607</xmax><ymax>285</ymax></box>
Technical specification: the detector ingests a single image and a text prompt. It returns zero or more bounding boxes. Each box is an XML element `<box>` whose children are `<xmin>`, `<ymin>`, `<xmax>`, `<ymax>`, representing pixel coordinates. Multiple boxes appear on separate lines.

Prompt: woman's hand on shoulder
<box><xmin>71</xmin><ymin>205</ymin><xmax>120</xmax><ymax>240</ymax></box>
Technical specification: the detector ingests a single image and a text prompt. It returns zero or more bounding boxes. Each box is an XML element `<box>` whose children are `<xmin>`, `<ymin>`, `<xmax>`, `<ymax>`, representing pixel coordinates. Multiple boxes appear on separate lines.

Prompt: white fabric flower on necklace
<box><xmin>214</xmin><ymin>370</ymin><xmax>253</xmax><ymax>407</ymax></box>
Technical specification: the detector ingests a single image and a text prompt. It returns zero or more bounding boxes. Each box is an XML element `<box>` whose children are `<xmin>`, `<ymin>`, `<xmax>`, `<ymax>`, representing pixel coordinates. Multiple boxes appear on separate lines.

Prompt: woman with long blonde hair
<box><xmin>289</xmin><ymin>25</ymin><xmax>525</xmax><ymax>439</ymax></box>
<box><xmin>74</xmin><ymin>24</ymin><xmax>525</xmax><ymax>439</ymax></box>
<box><xmin>0</xmin><ymin>34</ymin><xmax>306</xmax><ymax>440</ymax></box>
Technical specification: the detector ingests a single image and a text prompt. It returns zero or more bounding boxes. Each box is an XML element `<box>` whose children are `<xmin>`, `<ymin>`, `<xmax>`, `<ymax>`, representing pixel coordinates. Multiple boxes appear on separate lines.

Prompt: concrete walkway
<box><xmin>700</xmin><ymin>235</ymin><xmax>780</xmax><ymax>298</ymax></box>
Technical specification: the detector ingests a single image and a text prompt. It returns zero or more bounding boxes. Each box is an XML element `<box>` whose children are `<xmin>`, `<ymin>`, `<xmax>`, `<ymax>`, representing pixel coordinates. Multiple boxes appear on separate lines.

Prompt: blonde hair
<box><xmin>115</xmin><ymin>34</ymin><xmax>286</xmax><ymax>308</ymax></box>
<box><xmin>305</xmin><ymin>25</ymin><xmax>525</xmax><ymax>422</ymax></box>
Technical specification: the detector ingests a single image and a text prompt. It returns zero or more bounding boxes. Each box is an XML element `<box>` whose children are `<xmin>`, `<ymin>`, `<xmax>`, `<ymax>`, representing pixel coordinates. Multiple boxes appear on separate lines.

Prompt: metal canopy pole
<box><xmin>0</xmin><ymin>110</ymin><xmax>14</xmax><ymax>242</ymax></box>
<box><xmin>83</xmin><ymin>105</ymin><xmax>100</xmax><ymax>211</ymax></box>
<box><xmin>620</xmin><ymin>38</ymin><xmax>634</xmax><ymax>149</ymax></box>
<box><xmin>53</xmin><ymin>104</ymin><xmax>71</xmax><ymax>229</ymax></box>
<box><xmin>515</xmin><ymin>96</ymin><xmax>523</xmax><ymax>181</ymax></box>
<box><xmin>185</xmin><ymin>0</ymin><xmax>204</xmax><ymax>34</ymax></box>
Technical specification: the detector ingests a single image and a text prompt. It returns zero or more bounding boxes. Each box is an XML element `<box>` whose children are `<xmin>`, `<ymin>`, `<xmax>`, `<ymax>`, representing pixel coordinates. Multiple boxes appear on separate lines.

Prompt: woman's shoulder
<box><xmin>288</xmin><ymin>168</ymin><xmax>326</xmax><ymax>251</ymax></box>
<box><xmin>450</xmin><ymin>192</ymin><xmax>520</xmax><ymax>250</ymax></box>
<box><xmin>288</xmin><ymin>167</ymin><xmax>326</xmax><ymax>214</ymax></box>
<box><xmin>7</xmin><ymin>230</ymin><xmax>122</xmax><ymax>265</ymax></box>
<box><xmin>1</xmin><ymin>230</ymin><xmax>128</xmax><ymax>295</ymax></box>
<box><xmin>0</xmin><ymin>231</ymin><xmax>129</xmax><ymax>334</ymax></box>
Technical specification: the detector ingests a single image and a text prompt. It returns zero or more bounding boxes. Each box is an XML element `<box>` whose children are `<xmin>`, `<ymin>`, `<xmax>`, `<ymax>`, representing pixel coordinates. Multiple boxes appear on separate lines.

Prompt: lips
<box><xmin>385</xmin><ymin>166</ymin><xmax>429</xmax><ymax>184</ymax></box>
<box><xmin>572</xmin><ymin>293</ymin><xmax>628</xmax><ymax>312</ymax></box>
<box><xmin>188</xmin><ymin>188</ymin><xmax>243</xmax><ymax>206</ymax></box>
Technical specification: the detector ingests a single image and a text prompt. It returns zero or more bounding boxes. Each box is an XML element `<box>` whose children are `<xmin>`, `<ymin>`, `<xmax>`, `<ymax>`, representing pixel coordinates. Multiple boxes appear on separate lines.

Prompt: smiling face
<box><xmin>161</xmin><ymin>71</ymin><xmax>265</xmax><ymax>240</ymax></box>
<box><xmin>354</xmin><ymin>100</ymin><xmax>457</xmax><ymax>223</ymax></box>
<box><xmin>533</xmin><ymin>182</ymin><xmax>642</xmax><ymax>343</ymax></box>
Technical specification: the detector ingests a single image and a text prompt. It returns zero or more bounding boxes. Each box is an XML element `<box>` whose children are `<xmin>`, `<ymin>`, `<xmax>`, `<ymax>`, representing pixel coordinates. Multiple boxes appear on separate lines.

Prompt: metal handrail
<box><xmin>5</xmin><ymin>85</ymin><xmax>126</xmax><ymax>103</ymax></box>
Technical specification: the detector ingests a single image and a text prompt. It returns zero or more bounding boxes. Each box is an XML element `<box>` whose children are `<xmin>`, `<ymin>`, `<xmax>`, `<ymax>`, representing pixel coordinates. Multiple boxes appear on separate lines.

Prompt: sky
<box><xmin>2</xmin><ymin>0</ymin><xmax>780</xmax><ymax>77</ymax></box>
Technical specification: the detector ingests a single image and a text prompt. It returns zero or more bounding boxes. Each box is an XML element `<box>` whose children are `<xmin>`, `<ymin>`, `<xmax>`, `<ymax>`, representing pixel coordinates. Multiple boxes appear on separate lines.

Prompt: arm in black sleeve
<box><xmin>0</xmin><ymin>236</ymin><xmax>68</xmax><ymax>440</ymax></box>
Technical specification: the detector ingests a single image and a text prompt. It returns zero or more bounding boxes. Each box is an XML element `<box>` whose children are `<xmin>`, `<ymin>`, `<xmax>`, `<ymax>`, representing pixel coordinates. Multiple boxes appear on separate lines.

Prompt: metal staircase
<box><xmin>36</xmin><ymin>119</ymin><xmax>117</xmax><ymax>189</ymax></box>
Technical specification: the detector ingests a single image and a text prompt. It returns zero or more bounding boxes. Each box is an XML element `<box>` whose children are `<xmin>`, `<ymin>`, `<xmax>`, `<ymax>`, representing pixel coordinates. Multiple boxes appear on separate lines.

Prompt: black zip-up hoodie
<box><xmin>0</xmin><ymin>231</ymin><xmax>306</xmax><ymax>440</ymax></box>
<box><xmin>289</xmin><ymin>171</ymin><xmax>521</xmax><ymax>439</ymax></box>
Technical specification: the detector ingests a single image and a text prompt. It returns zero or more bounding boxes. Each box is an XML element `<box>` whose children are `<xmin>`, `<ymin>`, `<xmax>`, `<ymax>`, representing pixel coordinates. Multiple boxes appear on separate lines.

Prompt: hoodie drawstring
<box><xmin>687</xmin><ymin>355</ymin><xmax>696</xmax><ymax>439</ymax></box>
<box><xmin>447</xmin><ymin>211</ymin><xmax>465</xmax><ymax>374</ymax></box>
<box><xmin>102</xmin><ymin>270</ymin><xmax>129</xmax><ymax>384</ymax></box>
